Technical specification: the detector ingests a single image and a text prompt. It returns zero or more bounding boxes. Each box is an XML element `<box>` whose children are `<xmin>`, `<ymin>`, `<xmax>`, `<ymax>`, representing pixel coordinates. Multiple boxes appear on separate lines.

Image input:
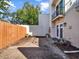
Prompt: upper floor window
<box><xmin>76</xmin><ymin>0</ymin><xmax>79</xmax><ymax>7</ymax></box>
<box><xmin>56</xmin><ymin>0</ymin><xmax>65</xmax><ymax>15</ymax></box>
<box><xmin>65</xmin><ymin>0</ymin><xmax>76</xmax><ymax>12</ymax></box>
<box><xmin>75</xmin><ymin>0</ymin><xmax>79</xmax><ymax>11</ymax></box>
<box><xmin>60</xmin><ymin>0</ymin><xmax>65</xmax><ymax>8</ymax></box>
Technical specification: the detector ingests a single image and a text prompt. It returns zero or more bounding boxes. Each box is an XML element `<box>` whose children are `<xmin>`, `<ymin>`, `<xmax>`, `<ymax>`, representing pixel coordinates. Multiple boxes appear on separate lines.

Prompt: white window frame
<box><xmin>55</xmin><ymin>22</ymin><xmax>64</xmax><ymax>39</ymax></box>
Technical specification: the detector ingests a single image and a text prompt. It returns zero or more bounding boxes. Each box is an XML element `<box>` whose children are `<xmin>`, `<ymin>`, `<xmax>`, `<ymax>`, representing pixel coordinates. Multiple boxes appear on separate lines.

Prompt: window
<box><xmin>56</xmin><ymin>0</ymin><xmax>65</xmax><ymax>15</ymax></box>
<box><xmin>60</xmin><ymin>24</ymin><xmax>63</xmax><ymax>38</ymax></box>
<box><xmin>75</xmin><ymin>0</ymin><xmax>79</xmax><ymax>11</ymax></box>
<box><xmin>76</xmin><ymin>0</ymin><xmax>79</xmax><ymax>3</ymax></box>
<box><xmin>76</xmin><ymin>0</ymin><xmax>79</xmax><ymax>7</ymax></box>
<box><xmin>60</xmin><ymin>0</ymin><xmax>65</xmax><ymax>14</ymax></box>
<box><xmin>57</xmin><ymin>25</ymin><xmax>59</xmax><ymax>37</ymax></box>
<box><xmin>65</xmin><ymin>0</ymin><xmax>76</xmax><ymax>12</ymax></box>
<box><xmin>56</xmin><ymin>6</ymin><xmax>59</xmax><ymax>16</ymax></box>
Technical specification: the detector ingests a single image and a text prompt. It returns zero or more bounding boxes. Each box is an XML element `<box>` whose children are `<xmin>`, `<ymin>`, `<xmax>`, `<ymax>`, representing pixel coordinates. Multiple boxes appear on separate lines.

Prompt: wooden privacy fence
<box><xmin>0</xmin><ymin>20</ymin><xmax>26</xmax><ymax>49</ymax></box>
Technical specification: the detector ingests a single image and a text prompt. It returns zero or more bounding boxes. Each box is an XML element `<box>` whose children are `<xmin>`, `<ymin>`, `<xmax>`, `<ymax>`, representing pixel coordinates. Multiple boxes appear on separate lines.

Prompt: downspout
<box><xmin>49</xmin><ymin>0</ymin><xmax>55</xmax><ymax>38</ymax></box>
<box><xmin>49</xmin><ymin>0</ymin><xmax>52</xmax><ymax>37</ymax></box>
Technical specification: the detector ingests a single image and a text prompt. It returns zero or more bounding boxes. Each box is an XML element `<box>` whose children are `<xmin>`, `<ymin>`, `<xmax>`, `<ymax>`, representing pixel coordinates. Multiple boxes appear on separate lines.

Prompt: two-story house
<box><xmin>50</xmin><ymin>0</ymin><xmax>79</xmax><ymax>48</ymax></box>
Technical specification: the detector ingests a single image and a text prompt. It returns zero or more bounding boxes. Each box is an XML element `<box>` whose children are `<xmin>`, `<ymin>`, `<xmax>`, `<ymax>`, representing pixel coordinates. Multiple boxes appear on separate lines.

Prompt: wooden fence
<box><xmin>0</xmin><ymin>21</ymin><xmax>26</xmax><ymax>49</ymax></box>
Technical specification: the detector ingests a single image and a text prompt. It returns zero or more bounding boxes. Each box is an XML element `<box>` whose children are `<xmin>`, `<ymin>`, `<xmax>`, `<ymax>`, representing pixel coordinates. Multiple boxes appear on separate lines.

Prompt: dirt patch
<box><xmin>9</xmin><ymin>37</ymin><xmax>39</xmax><ymax>48</ymax></box>
<box><xmin>18</xmin><ymin>47</ymin><xmax>52</xmax><ymax>59</ymax></box>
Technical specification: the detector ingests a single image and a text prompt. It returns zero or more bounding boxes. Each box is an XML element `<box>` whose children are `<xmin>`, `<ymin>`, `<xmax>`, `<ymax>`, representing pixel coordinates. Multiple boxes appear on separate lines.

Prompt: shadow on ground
<box><xmin>18</xmin><ymin>37</ymin><xmax>69</xmax><ymax>59</ymax></box>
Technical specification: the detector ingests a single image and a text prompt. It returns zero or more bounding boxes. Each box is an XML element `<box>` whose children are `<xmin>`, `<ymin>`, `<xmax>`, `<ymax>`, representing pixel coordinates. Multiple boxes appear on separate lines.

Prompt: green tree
<box><xmin>0</xmin><ymin>0</ymin><xmax>10</xmax><ymax>19</ymax></box>
<box><xmin>13</xmin><ymin>2</ymin><xmax>40</xmax><ymax>25</ymax></box>
<box><xmin>23</xmin><ymin>2</ymin><xmax>40</xmax><ymax>25</ymax></box>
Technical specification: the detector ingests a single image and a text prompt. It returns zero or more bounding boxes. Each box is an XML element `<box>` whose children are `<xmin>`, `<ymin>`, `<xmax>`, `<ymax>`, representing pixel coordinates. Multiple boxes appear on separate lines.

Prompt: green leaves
<box><xmin>12</xmin><ymin>2</ymin><xmax>40</xmax><ymax>25</ymax></box>
<box><xmin>0</xmin><ymin>0</ymin><xmax>10</xmax><ymax>19</ymax></box>
<box><xmin>0</xmin><ymin>0</ymin><xmax>9</xmax><ymax>12</ymax></box>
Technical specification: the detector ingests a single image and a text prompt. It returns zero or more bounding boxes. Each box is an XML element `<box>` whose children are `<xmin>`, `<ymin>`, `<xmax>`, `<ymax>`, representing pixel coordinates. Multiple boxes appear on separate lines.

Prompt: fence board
<box><xmin>0</xmin><ymin>20</ymin><xmax>26</xmax><ymax>49</ymax></box>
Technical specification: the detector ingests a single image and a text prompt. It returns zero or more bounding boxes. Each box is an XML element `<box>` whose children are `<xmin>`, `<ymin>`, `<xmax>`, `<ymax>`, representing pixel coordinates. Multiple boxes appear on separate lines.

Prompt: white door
<box><xmin>56</xmin><ymin>24</ymin><xmax>64</xmax><ymax>39</ymax></box>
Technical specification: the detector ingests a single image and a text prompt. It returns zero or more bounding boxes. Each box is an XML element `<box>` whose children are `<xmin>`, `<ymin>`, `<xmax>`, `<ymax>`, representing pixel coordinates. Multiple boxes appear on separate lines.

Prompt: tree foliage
<box><xmin>12</xmin><ymin>2</ymin><xmax>40</xmax><ymax>25</ymax></box>
<box><xmin>0</xmin><ymin>0</ymin><xmax>10</xmax><ymax>19</ymax></box>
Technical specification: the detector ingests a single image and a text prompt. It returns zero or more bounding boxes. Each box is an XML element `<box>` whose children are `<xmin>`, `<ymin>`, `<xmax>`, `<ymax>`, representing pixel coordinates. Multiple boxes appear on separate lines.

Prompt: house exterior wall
<box><xmin>50</xmin><ymin>0</ymin><xmax>65</xmax><ymax>38</ymax></box>
<box><xmin>51</xmin><ymin>0</ymin><xmax>79</xmax><ymax>48</ymax></box>
<box><xmin>22</xmin><ymin>14</ymin><xmax>50</xmax><ymax>36</ymax></box>
<box><xmin>64</xmin><ymin>5</ymin><xmax>79</xmax><ymax>48</ymax></box>
<box><xmin>29</xmin><ymin>14</ymin><xmax>50</xmax><ymax>36</ymax></box>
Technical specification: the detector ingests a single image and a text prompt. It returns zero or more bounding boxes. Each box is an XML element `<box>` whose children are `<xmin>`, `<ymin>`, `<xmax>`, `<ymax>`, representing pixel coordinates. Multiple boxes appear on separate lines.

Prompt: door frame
<box><xmin>55</xmin><ymin>22</ymin><xmax>64</xmax><ymax>39</ymax></box>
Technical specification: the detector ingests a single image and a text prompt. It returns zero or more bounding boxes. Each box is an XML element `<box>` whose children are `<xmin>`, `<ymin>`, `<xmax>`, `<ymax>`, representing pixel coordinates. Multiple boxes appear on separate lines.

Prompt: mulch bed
<box><xmin>55</xmin><ymin>43</ymin><xmax>79</xmax><ymax>59</ymax></box>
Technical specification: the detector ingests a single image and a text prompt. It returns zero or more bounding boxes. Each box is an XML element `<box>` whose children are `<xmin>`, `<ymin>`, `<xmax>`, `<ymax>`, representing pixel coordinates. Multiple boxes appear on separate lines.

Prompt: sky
<box><xmin>10</xmin><ymin>0</ymin><xmax>49</xmax><ymax>14</ymax></box>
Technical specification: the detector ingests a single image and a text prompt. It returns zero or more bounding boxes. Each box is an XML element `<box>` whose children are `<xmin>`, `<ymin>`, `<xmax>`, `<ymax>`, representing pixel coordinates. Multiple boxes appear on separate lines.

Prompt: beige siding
<box><xmin>64</xmin><ymin>5</ymin><xmax>79</xmax><ymax>48</ymax></box>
